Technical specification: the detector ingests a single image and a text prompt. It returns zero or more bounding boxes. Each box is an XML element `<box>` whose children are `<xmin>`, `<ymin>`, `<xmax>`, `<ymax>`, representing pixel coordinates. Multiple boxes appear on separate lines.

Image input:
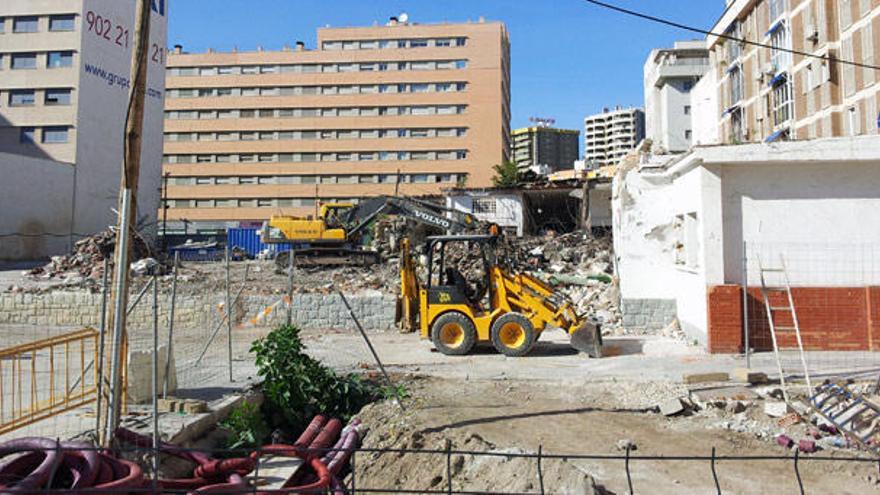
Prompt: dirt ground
<box><xmin>350</xmin><ymin>376</ymin><xmax>879</xmax><ymax>494</ymax></box>
<box><xmin>292</xmin><ymin>329</ymin><xmax>880</xmax><ymax>494</ymax></box>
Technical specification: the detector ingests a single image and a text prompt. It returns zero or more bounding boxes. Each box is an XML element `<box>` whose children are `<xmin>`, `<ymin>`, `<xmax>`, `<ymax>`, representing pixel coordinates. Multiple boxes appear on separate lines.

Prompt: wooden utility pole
<box><xmin>99</xmin><ymin>0</ymin><xmax>152</xmax><ymax>447</ymax></box>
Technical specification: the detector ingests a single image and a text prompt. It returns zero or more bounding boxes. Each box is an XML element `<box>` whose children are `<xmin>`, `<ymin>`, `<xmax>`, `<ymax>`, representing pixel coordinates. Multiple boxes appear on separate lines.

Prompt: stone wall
<box><xmin>620</xmin><ymin>298</ymin><xmax>677</xmax><ymax>332</ymax></box>
<box><xmin>0</xmin><ymin>290</ymin><xmax>397</xmax><ymax>334</ymax></box>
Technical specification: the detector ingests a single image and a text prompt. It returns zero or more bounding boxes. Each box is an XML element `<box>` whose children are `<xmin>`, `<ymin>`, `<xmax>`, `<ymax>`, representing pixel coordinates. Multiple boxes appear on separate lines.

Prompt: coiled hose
<box><xmin>0</xmin><ymin>414</ymin><xmax>360</xmax><ymax>494</ymax></box>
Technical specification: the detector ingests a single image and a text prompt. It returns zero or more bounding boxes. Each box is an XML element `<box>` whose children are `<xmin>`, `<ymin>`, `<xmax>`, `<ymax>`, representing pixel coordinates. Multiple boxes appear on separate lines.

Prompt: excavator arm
<box><xmin>343</xmin><ymin>196</ymin><xmax>477</xmax><ymax>241</ymax></box>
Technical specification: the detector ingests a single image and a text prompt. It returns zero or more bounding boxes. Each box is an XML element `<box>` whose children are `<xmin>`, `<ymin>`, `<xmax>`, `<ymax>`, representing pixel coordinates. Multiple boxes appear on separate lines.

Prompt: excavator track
<box><xmin>275</xmin><ymin>249</ymin><xmax>380</xmax><ymax>269</ymax></box>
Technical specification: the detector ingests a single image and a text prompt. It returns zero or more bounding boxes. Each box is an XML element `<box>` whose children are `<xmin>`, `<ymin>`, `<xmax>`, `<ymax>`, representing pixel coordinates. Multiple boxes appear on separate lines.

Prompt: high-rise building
<box><xmin>583</xmin><ymin>107</ymin><xmax>645</xmax><ymax>166</ymax></box>
<box><xmin>0</xmin><ymin>0</ymin><xmax>167</xmax><ymax>260</ymax></box>
<box><xmin>644</xmin><ymin>40</ymin><xmax>710</xmax><ymax>152</ymax></box>
<box><xmin>510</xmin><ymin>126</ymin><xmax>579</xmax><ymax>173</ymax></box>
<box><xmin>709</xmin><ymin>0</ymin><xmax>879</xmax><ymax>143</ymax></box>
<box><xmin>162</xmin><ymin>17</ymin><xmax>510</xmax><ymax>231</ymax></box>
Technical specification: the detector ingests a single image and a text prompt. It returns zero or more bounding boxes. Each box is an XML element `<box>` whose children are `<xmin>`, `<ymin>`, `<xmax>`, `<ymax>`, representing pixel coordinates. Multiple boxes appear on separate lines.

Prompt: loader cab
<box><xmin>424</xmin><ymin>235</ymin><xmax>497</xmax><ymax>308</ymax></box>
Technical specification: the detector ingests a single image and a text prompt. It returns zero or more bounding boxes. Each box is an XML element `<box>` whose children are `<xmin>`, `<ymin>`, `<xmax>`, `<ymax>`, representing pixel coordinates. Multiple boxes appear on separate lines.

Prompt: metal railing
<box><xmin>0</xmin><ymin>328</ymin><xmax>99</xmax><ymax>436</ymax></box>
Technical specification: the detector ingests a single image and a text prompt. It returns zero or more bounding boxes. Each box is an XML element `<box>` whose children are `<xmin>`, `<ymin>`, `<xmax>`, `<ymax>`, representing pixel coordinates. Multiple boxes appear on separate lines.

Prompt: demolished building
<box><xmin>613</xmin><ymin>136</ymin><xmax>880</xmax><ymax>352</ymax></box>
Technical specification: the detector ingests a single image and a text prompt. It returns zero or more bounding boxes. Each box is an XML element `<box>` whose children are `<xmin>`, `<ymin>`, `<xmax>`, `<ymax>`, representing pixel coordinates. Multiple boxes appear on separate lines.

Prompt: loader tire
<box><xmin>431</xmin><ymin>312</ymin><xmax>476</xmax><ymax>356</ymax></box>
<box><xmin>490</xmin><ymin>313</ymin><xmax>536</xmax><ymax>357</ymax></box>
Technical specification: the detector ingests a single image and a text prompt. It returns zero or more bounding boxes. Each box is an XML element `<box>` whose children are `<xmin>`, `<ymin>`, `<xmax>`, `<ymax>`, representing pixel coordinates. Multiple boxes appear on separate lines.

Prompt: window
<box><xmin>674</xmin><ymin>213</ymin><xmax>701</xmax><ymax>269</ymax></box>
<box><xmin>729</xmin><ymin>66</ymin><xmax>743</xmax><ymax>105</ymax></box>
<box><xmin>42</xmin><ymin>126</ymin><xmax>69</xmax><ymax>143</ymax></box>
<box><xmin>435</xmin><ymin>38</ymin><xmax>452</xmax><ymax>47</ymax></box>
<box><xmin>863</xmin><ymin>24</ymin><xmax>874</xmax><ymax>87</ymax></box>
<box><xmin>683</xmin><ymin>80</ymin><xmax>694</xmax><ymax>92</ymax></box>
<box><xmin>411</xmin><ymin>61</ymin><xmax>433</xmax><ymax>71</ymax></box>
<box><xmin>725</xmin><ymin>22</ymin><xmax>741</xmax><ymax>62</ymax></box>
<box><xmin>684</xmin><ymin>105</ymin><xmax>691</xmax><ymax>115</ymax></box>
<box><xmin>9</xmin><ymin>90</ymin><xmax>35</xmax><ymax>106</ymax></box>
<box><xmin>411</xmin><ymin>83</ymin><xmax>429</xmax><ymax>93</ymax></box>
<box><xmin>218</xmin><ymin>66</ymin><xmax>238</xmax><ymax>75</ymax></box>
<box><xmin>12</xmin><ymin>53</ymin><xmax>37</xmax><ymax>69</ymax></box>
<box><xmin>685</xmin><ymin>130</ymin><xmax>692</xmax><ymax>140</ymax></box>
<box><xmin>47</xmin><ymin>51</ymin><xmax>74</xmax><ymax>68</ymax></box>
<box><xmin>45</xmin><ymin>88</ymin><xmax>72</xmax><ymax>105</ymax></box>
<box><xmin>769</xmin><ymin>0</ymin><xmax>786</xmax><ymax>23</ymax></box>
<box><xmin>455</xmin><ymin>38</ymin><xmax>467</xmax><ymax>47</ymax></box>
<box><xmin>13</xmin><ymin>16</ymin><xmax>39</xmax><ymax>33</ymax></box>
<box><xmin>772</xmin><ymin>76</ymin><xmax>793</xmax><ymax>127</ymax></box>
<box><xmin>0</xmin><ymin>17</ymin><xmax>4</xmax><ymax>34</ymax></box>
<box><xmin>472</xmin><ymin>198</ymin><xmax>497</xmax><ymax>215</ymax></box>
<box><xmin>20</xmin><ymin>127</ymin><xmax>36</xmax><ymax>143</ymax></box>
<box><xmin>199</xmin><ymin>67</ymin><xmax>217</xmax><ymax>76</ymax></box>
<box><xmin>839</xmin><ymin>0</ymin><xmax>853</xmax><ymax>30</ymax></box>
<box><xmin>770</xmin><ymin>23</ymin><xmax>791</xmax><ymax>72</ymax></box>
<box><xmin>455</xmin><ymin>60</ymin><xmax>468</xmax><ymax>69</ymax></box>
<box><xmin>242</xmin><ymin>66</ymin><xmax>259</xmax><ymax>74</ymax></box>
<box><xmin>49</xmin><ymin>15</ymin><xmax>76</xmax><ymax>32</ymax></box>
<box><xmin>410</xmin><ymin>39</ymin><xmax>429</xmax><ymax>48</ymax></box>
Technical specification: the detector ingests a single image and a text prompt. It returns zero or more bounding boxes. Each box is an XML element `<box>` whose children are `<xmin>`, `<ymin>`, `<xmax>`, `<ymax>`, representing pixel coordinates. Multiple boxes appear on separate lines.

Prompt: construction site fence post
<box><xmin>287</xmin><ymin>245</ymin><xmax>294</xmax><ymax>326</ymax></box>
<box><xmin>742</xmin><ymin>240</ymin><xmax>750</xmax><ymax>368</ymax></box>
<box><xmin>164</xmin><ymin>251</ymin><xmax>178</xmax><ymax>398</ymax></box>
<box><xmin>95</xmin><ymin>257</ymin><xmax>109</xmax><ymax>438</ymax></box>
<box><xmin>226</xmin><ymin>246</ymin><xmax>233</xmax><ymax>383</ymax></box>
<box><xmin>151</xmin><ymin>271</ymin><xmax>159</xmax><ymax>493</ymax></box>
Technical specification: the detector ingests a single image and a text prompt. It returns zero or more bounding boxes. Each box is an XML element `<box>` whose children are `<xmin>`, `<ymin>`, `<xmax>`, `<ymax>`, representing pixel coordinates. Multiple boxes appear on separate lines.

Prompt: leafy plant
<box><xmin>220</xmin><ymin>400</ymin><xmax>270</xmax><ymax>450</ymax></box>
<box><xmin>491</xmin><ymin>160</ymin><xmax>520</xmax><ymax>188</ymax></box>
<box><xmin>251</xmin><ymin>325</ymin><xmax>376</xmax><ymax>432</ymax></box>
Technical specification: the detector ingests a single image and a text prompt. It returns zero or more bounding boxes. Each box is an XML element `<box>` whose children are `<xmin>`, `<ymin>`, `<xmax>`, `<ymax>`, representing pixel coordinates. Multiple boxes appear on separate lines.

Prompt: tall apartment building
<box><xmin>583</xmin><ymin>107</ymin><xmax>645</xmax><ymax>166</ymax></box>
<box><xmin>0</xmin><ymin>0</ymin><xmax>167</xmax><ymax>259</ymax></box>
<box><xmin>644</xmin><ymin>40</ymin><xmax>710</xmax><ymax>152</ymax></box>
<box><xmin>162</xmin><ymin>17</ymin><xmax>510</xmax><ymax>231</ymax></box>
<box><xmin>510</xmin><ymin>126</ymin><xmax>579</xmax><ymax>173</ymax></box>
<box><xmin>709</xmin><ymin>0</ymin><xmax>879</xmax><ymax>144</ymax></box>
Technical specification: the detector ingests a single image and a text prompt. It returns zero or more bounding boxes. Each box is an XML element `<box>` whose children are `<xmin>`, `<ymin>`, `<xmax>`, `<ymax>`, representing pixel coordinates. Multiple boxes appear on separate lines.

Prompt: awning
<box><xmin>765</xmin><ymin>19</ymin><xmax>784</xmax><ymax>37</ymax></box>
<box><xmin>768</xmin><ymin>72</ymin><xmax>787</xmax><ymax>88</ymax></box>
<box><xmin>765</xmin><ymin>128</ymin><xmax>787</xmax><ymax>143</ymax></box>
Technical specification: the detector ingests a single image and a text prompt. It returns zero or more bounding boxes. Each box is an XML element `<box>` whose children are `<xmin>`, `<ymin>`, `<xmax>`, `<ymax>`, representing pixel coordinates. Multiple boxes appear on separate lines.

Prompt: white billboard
<box><xmin>73</xmin><ymin>0</ymin><xmax>168</xmax><ymax>240</ymax></box>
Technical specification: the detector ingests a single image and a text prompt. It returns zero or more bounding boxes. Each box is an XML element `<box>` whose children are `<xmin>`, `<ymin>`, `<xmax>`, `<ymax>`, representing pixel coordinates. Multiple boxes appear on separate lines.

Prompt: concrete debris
<box><xmin>24</xmin><ymin>229</ymin><xmax>151</xmax><ymax>290</ymax></box>
<box><xmin>659</xmin><ymin>397</ymin><xmax>687</xmax><ymax>416</ymax></box>
<box><xmin>764</xmin><ymin>401</ymin><xmax>792</xmax><ymax>418</ymax></box>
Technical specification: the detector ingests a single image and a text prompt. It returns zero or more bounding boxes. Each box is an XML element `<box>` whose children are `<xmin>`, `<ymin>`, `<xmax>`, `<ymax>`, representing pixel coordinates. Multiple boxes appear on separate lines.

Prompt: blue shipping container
<box><xmin>227</xmin><ymin>228</ymin><xmax>291</xmax><ymax>258</ymax></box>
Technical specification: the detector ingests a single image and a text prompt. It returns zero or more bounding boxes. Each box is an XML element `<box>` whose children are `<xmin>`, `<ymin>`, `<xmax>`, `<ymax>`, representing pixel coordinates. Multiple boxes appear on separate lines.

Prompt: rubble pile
<box><xmin>24</xmin><ymin>229</ymin><xmax>151</xmax><ymax>288</ymax></box>
<box><xmin>506</xmin><ymin>232</ymin><xmax>621</xmax><ymax>329</ymax></box>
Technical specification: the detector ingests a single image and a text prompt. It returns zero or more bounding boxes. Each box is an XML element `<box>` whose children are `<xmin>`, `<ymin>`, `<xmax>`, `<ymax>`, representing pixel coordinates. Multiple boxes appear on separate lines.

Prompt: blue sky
<box><xmin>168</xmin><ymin>0</ymin><xmax>722</xmax><ymax>144</ymax></box>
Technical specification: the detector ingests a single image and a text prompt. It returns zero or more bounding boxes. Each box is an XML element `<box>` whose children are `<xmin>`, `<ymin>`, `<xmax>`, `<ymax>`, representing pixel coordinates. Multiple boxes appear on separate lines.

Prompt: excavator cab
<box><xmin>398</xmin><ymin>233</ymin><xmax>603</xmax><ymax>358</ymax></box>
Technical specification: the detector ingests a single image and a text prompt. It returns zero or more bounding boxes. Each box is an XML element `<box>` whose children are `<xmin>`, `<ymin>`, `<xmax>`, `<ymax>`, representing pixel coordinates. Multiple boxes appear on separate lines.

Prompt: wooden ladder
<box><xmin>758</xmin><ymin>254</ymin><xmax>812</xmax><ymax>402</ymax></box>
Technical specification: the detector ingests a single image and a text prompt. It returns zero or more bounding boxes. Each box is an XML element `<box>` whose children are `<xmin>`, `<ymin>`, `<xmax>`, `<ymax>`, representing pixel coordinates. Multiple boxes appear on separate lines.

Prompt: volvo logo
<box><xmin>413</xmin><ymin>210</ymin><xmax>451</xmax><ymax>229</ymax></box>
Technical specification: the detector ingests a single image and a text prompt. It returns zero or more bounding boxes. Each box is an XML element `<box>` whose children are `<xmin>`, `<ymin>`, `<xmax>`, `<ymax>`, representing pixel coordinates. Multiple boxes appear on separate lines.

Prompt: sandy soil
<box><xmin>351</xmin><ymin>376</ymin><xmax>879</xmax><ymax>494</ymax></box>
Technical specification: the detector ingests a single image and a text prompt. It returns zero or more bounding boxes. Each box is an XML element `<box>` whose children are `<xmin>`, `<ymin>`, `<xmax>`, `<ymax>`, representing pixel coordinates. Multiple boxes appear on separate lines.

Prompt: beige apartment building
<box><xmin>709</xmin><ymin>0</ymin><xmax>880</xmax><ymax>144</ymax></box>
<box><xmin>162</xmin><ymin>17</ymin><xmax>510</xmax><ymax>228</ymax></box>
<box><xmin>584</xmin><ymin>107</ymin><xmax>646</xmax><ymax>166</ymax></box>
<box><xmin>0</xmin><ymin>0</ymin><xmax>167</xmax><ymax>259</ymax></box>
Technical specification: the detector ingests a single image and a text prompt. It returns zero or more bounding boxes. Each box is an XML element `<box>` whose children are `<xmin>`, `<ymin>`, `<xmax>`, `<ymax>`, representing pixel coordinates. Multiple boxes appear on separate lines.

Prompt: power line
<box><xmin>583</xmin><ymin>0</ymin><xmax>880</xmax><ymax>71</ymax></box>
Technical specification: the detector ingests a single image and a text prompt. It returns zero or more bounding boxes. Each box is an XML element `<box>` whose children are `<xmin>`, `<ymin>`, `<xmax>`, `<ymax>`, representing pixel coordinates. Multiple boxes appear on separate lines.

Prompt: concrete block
<box><xmin>659</xmin><ymin>397</ymin><xmax>686</xmax><ymax>416</ymax></box>
<box><xmin>184</xmin><ymin>400</ymin><xmax>208</xmax><ymax>414</ymax></box>
<box><xmin>126</xmin><ymin>344</ymin><xmax>178</xmax><ymax>404</ymax></box>
<box><xmin>732</xmin><ymin>368</ymin><xmax>768</xmax><ymax>384</ymax></box>
<box><xmin>683</xmin><ymin>372</ymin><xmax>730</xmax><ymax>384</ymax></box>
<box><xmin>764</xmin><ymin>401</ymin><xmax>792</xmax><ymax>418</ymax></box>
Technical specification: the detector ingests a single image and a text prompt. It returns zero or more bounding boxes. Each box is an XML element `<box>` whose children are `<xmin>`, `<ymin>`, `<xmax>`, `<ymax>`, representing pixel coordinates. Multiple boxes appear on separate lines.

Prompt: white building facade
<box><xmin>643</xmin><ymin>40</ymin><xmax>710</xmax><ymax>153</ymax></box>
<box><xmin>613</xmin><ymin>137</ymin><xmax>880</xmax><ymax>352</ymax></box>
<box><xmin>0</xmin><ymin>0</ymin><xmax>167</xmax><ymax>260</ymax></box>
<box><xmin>584</xmin><ymin>107</ymin><xmax>645</xmax><ymax>167</ymax></box>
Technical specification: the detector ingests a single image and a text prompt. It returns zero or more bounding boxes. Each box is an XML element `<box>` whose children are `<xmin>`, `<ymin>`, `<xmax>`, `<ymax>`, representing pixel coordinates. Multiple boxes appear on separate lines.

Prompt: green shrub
<box><xmin>251</xmin><ymin>325</ymin><xmax>376</xmax><ymax>432</ymax></box>
<box><xmin>220</xmin><ymin>400</ymin><xmax>269</xmax><ymax>450</ymax></box>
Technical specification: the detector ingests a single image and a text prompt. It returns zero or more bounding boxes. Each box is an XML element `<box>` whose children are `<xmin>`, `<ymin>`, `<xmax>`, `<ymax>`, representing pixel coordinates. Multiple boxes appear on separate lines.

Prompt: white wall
<box><xmin>589</xmin><ymin>186</ymin><xmax>612</xmax><ymax>228</ymax></box>
<box><xmin>0</xmin><ymin>152</ymin><xmax>75</xmax><ymax>259</ymax></box>
<box><xmin>720</xmin><ymin>162</ymin><xmax>880</xmax><ymax>286</ymax></box>
<box><xmin>691</xmin><ymin>71</ymin><xmax>719</xmax><ymax>146</ymax></box>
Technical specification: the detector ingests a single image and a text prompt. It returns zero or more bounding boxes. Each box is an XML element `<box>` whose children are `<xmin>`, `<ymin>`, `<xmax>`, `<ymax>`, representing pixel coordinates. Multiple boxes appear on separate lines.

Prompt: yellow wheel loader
<box><xmin>397</xmin><ymin>234</ymin><xmax>603</xmax><ymax>357</ymax></box>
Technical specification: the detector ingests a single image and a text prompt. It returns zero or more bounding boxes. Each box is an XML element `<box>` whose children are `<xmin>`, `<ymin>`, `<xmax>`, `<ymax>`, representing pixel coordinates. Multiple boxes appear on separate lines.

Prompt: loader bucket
<box><xmin>569</xmin><ymin>321</ymin><xmax>603</xmax><ymax>358</ymax></box>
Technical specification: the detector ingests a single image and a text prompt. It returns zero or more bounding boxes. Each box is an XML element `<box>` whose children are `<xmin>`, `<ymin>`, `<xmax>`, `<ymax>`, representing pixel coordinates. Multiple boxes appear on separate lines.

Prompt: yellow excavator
<box><xmin>397</xmin><ymin>232</ymin><xmax>603</xmax><ymax>357</ymax></box>
<box><xmin>260</xmin><ymin>196</ymin><xmax>476</xmax><ymax>268</ymax></box>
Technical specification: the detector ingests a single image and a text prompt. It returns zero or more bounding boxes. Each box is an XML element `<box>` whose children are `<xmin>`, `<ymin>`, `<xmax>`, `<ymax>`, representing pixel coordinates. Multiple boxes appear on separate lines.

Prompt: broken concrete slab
<box><xmin>764</xmin><ymin>401</ymin><xmax>792</xmax><ymax>418</ymax></box>
<box><xmin>683</xmin><ymin>372</ymin><xmax>730</xmax><ymax>385</ymax></box>
<box><xmin>659</xmin><ymin>397</ymin><xmax>686</xmax><ymax>416</ymax></box>
<box><xmin>732</xmin><ymin>368</ymin><xmax>768</xmax><ymax>385</ymax></box>
<box><xmin>776</xmin><ymin>412</ymin><xmax>801</xmax><ymax>428</ymax></box>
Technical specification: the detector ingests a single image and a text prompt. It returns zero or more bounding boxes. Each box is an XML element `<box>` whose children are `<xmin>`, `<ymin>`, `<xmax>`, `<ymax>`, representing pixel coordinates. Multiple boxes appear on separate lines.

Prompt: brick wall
<box><xmin>707</xmin><ymin>285</ymin><xmax>880</xmax><ymax>353</ymax></box>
